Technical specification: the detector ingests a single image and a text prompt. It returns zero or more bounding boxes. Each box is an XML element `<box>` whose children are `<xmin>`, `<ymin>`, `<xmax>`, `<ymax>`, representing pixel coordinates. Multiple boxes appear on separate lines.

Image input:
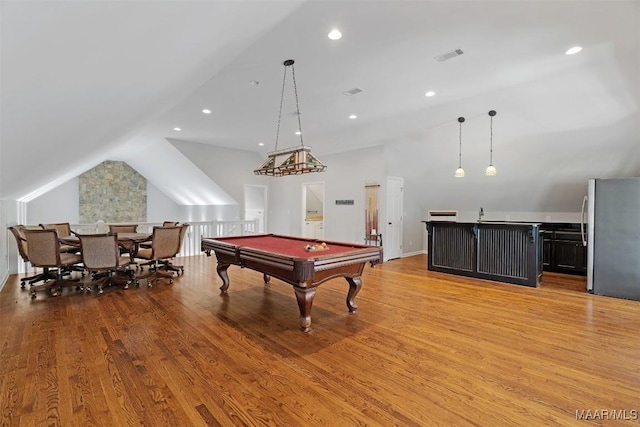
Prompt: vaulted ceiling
<box><xmin>2</xmin><ymin>1</ymin><xmax>639</xmax><ymax>205</ymax></box>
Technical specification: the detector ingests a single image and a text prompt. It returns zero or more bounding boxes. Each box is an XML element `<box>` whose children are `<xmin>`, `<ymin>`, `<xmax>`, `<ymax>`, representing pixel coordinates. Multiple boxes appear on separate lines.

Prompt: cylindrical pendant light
<box><xmin>485</xmin><ymin>110</ymin><xmax>497</xmax><ymax>176</ymax></box>
<box><xmin>455</xmin><ymin>117</ymin><xmax>465</xmax><ymax>178</ymax></box>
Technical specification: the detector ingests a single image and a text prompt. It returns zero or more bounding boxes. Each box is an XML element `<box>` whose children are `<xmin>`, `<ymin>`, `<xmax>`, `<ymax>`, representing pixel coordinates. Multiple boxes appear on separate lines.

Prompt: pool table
<box><xmin>201</xmin><ymin>234</ymin><xmax>383</xmax><ymax>331</ymax></box>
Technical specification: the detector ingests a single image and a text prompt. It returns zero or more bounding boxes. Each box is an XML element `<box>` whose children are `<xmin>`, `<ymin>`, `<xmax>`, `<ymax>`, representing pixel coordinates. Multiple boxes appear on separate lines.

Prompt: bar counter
<box><xmin>423</xmin><ymin>221</ymin><xmax>543</xmax><ymax>287</ymax></box>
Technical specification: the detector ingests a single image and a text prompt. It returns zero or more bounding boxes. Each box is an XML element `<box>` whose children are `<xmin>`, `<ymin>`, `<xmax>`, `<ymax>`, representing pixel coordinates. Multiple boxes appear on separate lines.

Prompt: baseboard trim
<box><xmin>0</xmin><ymin>272</ymin><xmax>8</xmax><ymax>293</ymax></box>
<box><xmin>401</xmin><ymin>250</ymin><xmax>426</xmax><ymax>258</ymax></box>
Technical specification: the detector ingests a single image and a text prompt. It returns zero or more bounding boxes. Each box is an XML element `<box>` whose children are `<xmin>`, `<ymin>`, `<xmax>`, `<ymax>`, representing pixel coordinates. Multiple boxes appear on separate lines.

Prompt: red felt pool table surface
<box><xmin>208</xmin><ymin>234</ymin><xmax>372</xmax><ymax>259</ymax></box>
<box><xmin>201</xmin><ymin>234</ymin><xmax>383</xmax><ymax>331</ymax></box>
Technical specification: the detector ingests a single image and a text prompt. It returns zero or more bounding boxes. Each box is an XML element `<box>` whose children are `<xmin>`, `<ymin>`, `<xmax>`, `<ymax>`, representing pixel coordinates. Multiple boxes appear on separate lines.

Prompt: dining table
<box><xmin>61</xmin><ymin>232</ymin><xmax>152</xmax><ymax>263</ymax></box>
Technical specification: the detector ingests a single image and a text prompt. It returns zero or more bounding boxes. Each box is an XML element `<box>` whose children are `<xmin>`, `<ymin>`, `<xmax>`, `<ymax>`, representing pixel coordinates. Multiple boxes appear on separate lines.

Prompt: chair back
<box><xmin>40</xmin><ymin>222</ymin><xmax>72</xmax><ymax>238</ymax></box>
<box><xmin>178</xmin><ymin>223</ymin><xmax>190</xmax><ymax>252</ymax></box>
<box><xmin>162</xmin><ymin>221</ymin><xmax>179</xmax><ymax>227</ymax></box>
<box><xmin>9</xmin><ymin>225</ymin><xmax>30</xmax><ymax>262</ymax></box>
<box><xmin>109</xmin><ymin>224</ymin><xmax>138</xmax><ymax>233</ymax></box>
<box><xmin>151</xmin><ymin>226</ymin><xmax>182</xmax><ymax>259</ymax></box>
<box><xmin>23</xmin><ymin>229</ymin><xmax>61</xmax><ymax>267</ymax></box>
<box><xmin>79</xmin><ymin>234</ymin><xmax>120</xmax><ymax>271</ymax></box>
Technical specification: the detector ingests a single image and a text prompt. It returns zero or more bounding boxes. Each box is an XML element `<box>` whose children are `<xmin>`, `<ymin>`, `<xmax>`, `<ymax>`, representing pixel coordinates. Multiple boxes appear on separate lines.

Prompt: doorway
<box><xmin>244</xmin><ymin>185</ymin><xmax>267</xmax><ymax>233</ymax></box>
<box><xmin>385</xmin><ymin>176</ymin><xmax>403</xmax><ymax>260</ymax></box>
<box><xmin>302</xmin><ymin>182</ymin><xmax>324</xmax><ymax>239</ymax></box>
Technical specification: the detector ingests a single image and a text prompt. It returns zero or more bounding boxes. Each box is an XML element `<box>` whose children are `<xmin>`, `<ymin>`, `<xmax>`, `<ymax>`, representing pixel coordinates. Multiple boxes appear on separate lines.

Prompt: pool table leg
<box><xmin>216</xmin><ymin>263</ymin><xmax>230</xmax><ymax>292</ymax></box>
<box><xmin>345</xmin><ymin>276</ymin><xmax>362</xmax><ymax>312</ymax></box>
<box><xmin>294</xmin><ymin>286</ymin><xmax>317</xmax><ymax>332</ymax></box>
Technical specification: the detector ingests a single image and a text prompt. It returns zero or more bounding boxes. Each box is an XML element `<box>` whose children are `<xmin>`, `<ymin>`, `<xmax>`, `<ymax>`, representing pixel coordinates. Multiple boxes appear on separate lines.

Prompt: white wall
<box><xmin>169</xmin><ymin>139</ymin><xmax>268</xmax><ymax>216</ymax></box>
<box><xmin>181</xmin><ymin>204</ymin><xmax>240</xmax><ymax>222</ymax></box>
<box><xmin>22</xmin><ymin>168</ymin><xmax>242</xmax><ymax>228</ymax></box>
<box><xmin>382</xmin><ymin>109</ymin><xmax>640</xmax><ymax>256</ymax></box>
<box><xmin>1</xmin><ymin>199</ymin><xmax>22</xmax><ymax>283</ymax></box>
<box><xmin>147</xmin><ymin>183</ymin><xmax>242</xmax><ymax>222</ymax></box>
<box><xmin>245</xmin><ymin>185</ymin><xmax>266</xmax><ymax>210</ymax></box>
<box><xmin>147</xmin><ymin>182</ymin><xmax>184</xmax><ymax>223</ymax></box>
<box><xmin>267</xmin><ymin>146</ymin><xmax>385</xmax><ymax>244</ymax></box>
<box><xmin>1</xmin><ymin>200</ymin><xmax>9</xmax><ymax>288</ymax></box>
<box><xmin>26</xmin><ymin>178</ymin><xmax>79</xmax><ymax>225</ymax></box>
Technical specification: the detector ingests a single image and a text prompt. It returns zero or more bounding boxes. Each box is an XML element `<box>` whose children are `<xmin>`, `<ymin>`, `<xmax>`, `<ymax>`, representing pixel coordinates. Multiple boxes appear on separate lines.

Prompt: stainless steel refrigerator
<box><xmin>582</xmin><ymin>178</ymin><xmax>640</xmax><ymax>299</ymax></box>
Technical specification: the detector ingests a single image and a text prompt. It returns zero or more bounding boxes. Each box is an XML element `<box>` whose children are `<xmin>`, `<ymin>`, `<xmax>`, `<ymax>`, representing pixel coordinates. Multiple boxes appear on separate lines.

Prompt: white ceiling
<box><xmin>2</xmin><ymin>0</ymin><xmax>639</xmax><ymax>204</ymax></box>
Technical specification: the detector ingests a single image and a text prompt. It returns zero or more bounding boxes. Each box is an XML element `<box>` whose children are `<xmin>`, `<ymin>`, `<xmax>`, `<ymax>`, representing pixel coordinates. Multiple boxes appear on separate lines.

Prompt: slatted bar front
<box><xmin>425</xmin><ymin>221</ymin><xmax>542</xmax><ymax>287</ymax></box>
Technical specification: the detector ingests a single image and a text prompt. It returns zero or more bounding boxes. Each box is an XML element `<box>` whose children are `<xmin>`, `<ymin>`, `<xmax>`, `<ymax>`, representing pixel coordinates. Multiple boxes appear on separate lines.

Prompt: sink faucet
<box><xmin>479</xmin><ymin>207</ymin><xmax>484</xmax><ymax>222</ymax></box>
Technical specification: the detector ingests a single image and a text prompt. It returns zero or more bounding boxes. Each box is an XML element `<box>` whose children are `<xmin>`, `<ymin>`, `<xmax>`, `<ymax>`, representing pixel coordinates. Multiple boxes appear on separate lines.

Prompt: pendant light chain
<box><xmin>489</xmin><ymin>114</ymin><xmax>493</xmax><ymax>164</ymax></box>
<box><xmin>458</xmin><ymin>120</ymin><xmax>463</xmax><ymax>167</ymax></box>
<box><xmin>290</xmin><ymin>62</ymin><xmax>305</xmax><ymax>147</ymax></box>
<box><xmin>486</xmin><ymin>110</ymin><xmax>497</xmax><ymax>176</ymax></box>
<box><xmin>455</xmin><ymin>116</ymin><xmax>465</xmax><ymax>177</ymax></box>
<box><xmin>273</xmin><ymin>63</ymin><xmax>289</xmax><ymax>152</ymax></box>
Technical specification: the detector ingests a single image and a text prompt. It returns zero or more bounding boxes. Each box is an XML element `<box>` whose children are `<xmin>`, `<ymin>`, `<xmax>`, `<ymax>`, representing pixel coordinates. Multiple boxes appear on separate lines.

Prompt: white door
<box><xmin>385</xmin><ymin>177</ymin><xmax>403</xmax><ymax>260</ymax></box>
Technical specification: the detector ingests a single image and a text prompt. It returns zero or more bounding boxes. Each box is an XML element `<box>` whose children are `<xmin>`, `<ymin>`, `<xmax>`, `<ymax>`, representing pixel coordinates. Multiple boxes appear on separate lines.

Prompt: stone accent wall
<box><xmin>79</xmin><ymin>161</ymin><xmax>147</xmax><ymax>223</ymax></box>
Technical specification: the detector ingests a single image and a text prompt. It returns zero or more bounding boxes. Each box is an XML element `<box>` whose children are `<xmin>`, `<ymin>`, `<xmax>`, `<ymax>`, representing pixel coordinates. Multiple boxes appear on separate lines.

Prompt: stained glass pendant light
<box><xmin>454</xmin><ymin>117</ymin><xmax>465</xmax><ymax>178</ymax></box>
<box><xmin>485</xmin><ymin>110</ymin><xmax>497</xmax><ymax>176</ymax></box>
<box><xmin>254</xmin><ymin>59</ymin><xmax>327</xmax><ymax>177</ymax></box>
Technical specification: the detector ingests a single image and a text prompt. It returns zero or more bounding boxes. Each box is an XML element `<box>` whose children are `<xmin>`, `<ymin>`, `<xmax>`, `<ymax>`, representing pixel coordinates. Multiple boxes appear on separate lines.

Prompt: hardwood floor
<box><xmin>2</xmin><ymin>254</ymin><xmax>640</xmax><ymax>426</ymax></box>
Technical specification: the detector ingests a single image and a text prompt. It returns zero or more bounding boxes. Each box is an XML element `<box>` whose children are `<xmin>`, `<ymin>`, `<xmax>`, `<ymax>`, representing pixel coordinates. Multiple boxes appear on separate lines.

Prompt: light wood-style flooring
<box><xmin>2</xmin><ymin>254</ymin><xmax>640</xmax><ymax>426</ymax></box>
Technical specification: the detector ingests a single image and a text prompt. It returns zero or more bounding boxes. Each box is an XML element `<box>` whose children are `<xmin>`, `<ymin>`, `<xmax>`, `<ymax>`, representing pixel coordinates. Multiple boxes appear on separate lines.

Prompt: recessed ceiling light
<box><xmin>342</xmin><ymin>87</ymin><xmax>363</xmax><ymax>96</ymax></box>
<box><xmin>173</xmin><ymin>127</ymin><xmax>181</xmax><ymax>131</ymax></box>
<box><xmin>202</xmin><ymin>109</ymin><xmax>211</xmax><ymax>114</ymax></box>
<box><xmin>258</xmin><ymin>142</ymin><xmax>264</xmax><ymax>146</ymax></box>
<box><xmin>425</xmin><ymin>91</ymin><xmax>436</xmax><ymax>97</ymax></box>
<box><xmin>565</xmin><ymin>46</ymin><xmax>582</xmax><ymax>55</ymax></box>
<box><xmin>349</xmin><ymin>114</ymin><xmax>357</xmax><ymax>119</ymax></box>
<box><xmin>295</xmin><ymin>131</ymin><xmax>301</xmax><ymax>135</ymax></box>
<box><xmin>328</xmin><ymin>29</ymin><xmax>342</xmax><ymax>40</ymax></box>
<box><xmin>249</xmin><ymin>80</ymin><xmax>259</xmax><ymax>86</ymax></box>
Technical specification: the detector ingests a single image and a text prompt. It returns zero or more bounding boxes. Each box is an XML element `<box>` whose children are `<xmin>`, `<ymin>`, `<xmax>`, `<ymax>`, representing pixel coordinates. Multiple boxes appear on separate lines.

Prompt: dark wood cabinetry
<box><xmin>542</xmin><ymin>230</ymin><xmax>553</xmax><ymax>269</ymax></box>
<box><xmin>540</xmin><ymin>223</ymin><xmax>587</xmax><ymax>275</ymax></box>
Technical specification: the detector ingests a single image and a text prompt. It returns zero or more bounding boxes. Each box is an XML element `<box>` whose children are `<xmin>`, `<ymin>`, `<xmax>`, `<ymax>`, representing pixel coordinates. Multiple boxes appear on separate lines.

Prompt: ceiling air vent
<box><xmin>435</xmin><ymin>49</ymin><xmax>464</xmax><ymax>62</ymax></box>
<box><xmin>342</xmin><ymin>87</ymin><xmax>363</xmax><ymax>96</ymax></box>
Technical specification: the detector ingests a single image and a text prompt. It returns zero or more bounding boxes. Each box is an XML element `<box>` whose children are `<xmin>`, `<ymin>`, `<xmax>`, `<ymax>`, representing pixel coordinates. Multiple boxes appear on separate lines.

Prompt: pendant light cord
<box><xmin>274</xmin><ymin>60</ymin><xmax>304</xmax><ymax>151</ymax></box>
<box><xmin>458</xmin><ymin>121</ymin><xmax>463</xmax><ymax>167</ymax></box>
<box><xmin>457</xmin><ymin>116</ymin><xmax>465</xmax><ymax>168</ymax></box>
<box><xmin>274</xmin><ymin>63</ymin><xmax>288</xmax><ymax>152</ymax></box>
<box><xmin>488</xmin><ymin>110</ymin><xmax>496</xmax><ymax>166</ymax></box>
<box><xmin>489</xmin><ymin>114</ymin><xmax>493</xmax><ymax>164</ymax></box>
<box><xmin>291</xmin><ymin>63</ymin><xmax>304</xmax><ymax>147</ymax></box>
